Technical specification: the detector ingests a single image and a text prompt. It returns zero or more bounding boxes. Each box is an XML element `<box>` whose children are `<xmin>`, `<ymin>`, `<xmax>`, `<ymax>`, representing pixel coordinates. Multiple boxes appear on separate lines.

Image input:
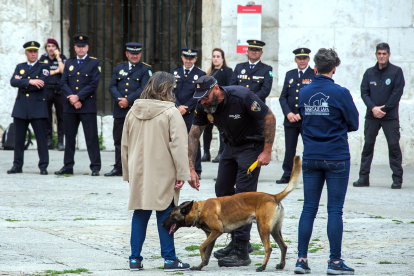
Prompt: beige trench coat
<box><xmin>121</xmin><ymin>99</ymin><xmax>191</xmax><ymax>211</ymax></box>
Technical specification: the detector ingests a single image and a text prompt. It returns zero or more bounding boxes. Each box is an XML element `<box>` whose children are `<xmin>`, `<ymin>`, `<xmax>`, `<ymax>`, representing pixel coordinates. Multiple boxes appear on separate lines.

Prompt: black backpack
<box><xmin>1</xmin><ymin>123</ymin><xmax>32</xmax><ymax>150</ymax></box>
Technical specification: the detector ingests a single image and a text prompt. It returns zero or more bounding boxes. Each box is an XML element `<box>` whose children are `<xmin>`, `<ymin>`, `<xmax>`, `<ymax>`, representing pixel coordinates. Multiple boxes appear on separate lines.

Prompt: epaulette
<box><xmin>39</xmin><ymin>61</ymin><xmax>49</xmax><ymax>64</ymax></box>
<box><xmin>287</xmin><ymin>68</ymin><xmax>297</xmax><ymax>73</ymax></box>
<box><xmin>237</xmin><ymin>62</ymin><xmax>247</xmax><ymax>65</ymax></box>
<box><xmin>90</xmin><ymin>57</ymin><xmax>97</xmax><ymax>59</ymax></box>
<box><xmin>197</xmin><ymin>67</ymin><xmax>205</xmax><ymax>72</ymax></box>
<box><xmin>117</xmin><ymin>61</ymin><xmax>127</xmax><ymax>65</ymax></box>
<box><xmin>18</xmin><ymin>62</ymin><xmax>26</xmax><ymax>64</ymax></box>
<box><xmin>261</xmin><ymin>62</ymin><xmax>271</xmax><ymax>67</ymax></box>
<box><xmin>142</xmin><ymin>62</ymin><xmax>152</xmax><ymax>67</ymax></box>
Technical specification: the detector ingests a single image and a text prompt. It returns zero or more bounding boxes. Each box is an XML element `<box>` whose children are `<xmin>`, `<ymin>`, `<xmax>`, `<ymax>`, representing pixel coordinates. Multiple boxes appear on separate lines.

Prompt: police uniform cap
<box><xmin>73</xmin><ymin>35</ymin><xmax>89</xmax><ymax>46</ymax></box>
<box><xmin>293</xmin><ymin>48</ymin><xmax>311</xmax><ymax>57</ymax></box>
<box><xmin>126</xmin><ymin>42</ymin><xmax>142</xmax><ymax>53</ymax></box>
<box><xmin>23</xmin><ymin>41</ymin><xmax>40</xmax><ymax>50</ymax></box>
<box><xmin>247</xmin><ymin>40</ymin><xmax>266</xmax><ymax>49</ymax></box>
<box><xmin>182</xmin><ymin>48</ymin><xmax>198</xmax><ymax>59</ymax></box>
<box><xmin>193</xmin><ymin>75</ymin><xmax>217</xmax><ymax>99</ymax></box>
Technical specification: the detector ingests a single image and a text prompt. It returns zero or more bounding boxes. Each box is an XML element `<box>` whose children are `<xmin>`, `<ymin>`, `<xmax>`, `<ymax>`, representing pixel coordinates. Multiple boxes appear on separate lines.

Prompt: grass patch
<box><xmin>379</xmin><ymin>261</ymin><xmax>393</xmax><ymax>264</ymax></box>
<box><xmin>271</xmin><ymin>243</ymin><xmax>278</xmax><ymax>248</ymax></box>
<box><xmin>170</xmin><ymin>272</ymin><xmax>184</xmax><ymax>275</ymax></box>
<box><xmin>157</xmin><ymin>266</ymin><xmax>164</xmax><ymax>269</ymax></box>
<box><xmin>284</xmin><ymin>240</ymin><xmax>291</xmax><ymax>243</ymax></box>
<box><xmin>83</xmin><ymin>173</ymin><xmax>89</xmax><ymax>175</ymax></box>
<box><xmin>309</xmin><ymin>247</ymin><xmax>323</xmax><ymax>253</ymax></box>
<box><xmin>214</xmin><ymin>243</ymin><xmax>227</xmax><ymax>248</ymax></box>
<box><xmin>106</xmin><ymin>193</ymin><xmax>112</xmax><ymax>195</ymax></box>
<box><xmin>343</xmin><ymin>230</ymin><xmax>354</xmax><ymax>232</ymax></box>
<box><xmin>185</xmin><ymin>245</ymin><xmax>200</xmax><ymax>251</ymax></box>
<box><xmin>188</xmin><ymin>253</ymin><xmax>201</xmax><ymax>257</ymax></box>
<box><xmin>356</xmin><ymin>262</ymin><xmax>366</xmax><ymax>265</ymax></box>
<box><xmin>368</xmin><ymin>215</ymin><xmax>385</xmax><ymax>219</ymax></box>
<box><xmin>251</xmin><ymin>243</ymin><xmax>263</xmax><ymax>250</ymax></box>
<box><xmin>319</xmin><ymin>204</ymin><xmax>324</xmax><ymax>206</ymax></box>
<box><xmin>89</xmin><ymin>193</ymin><xmax>98</xmax><ymax>195</ymax></box>
<box><xmin>99</xmin><ymin>134</ymin><xmax>106</xmax><ymax>150</ymax></box>
<box><xmin>73</xmin><ymin>218</ymin><xmax>84</xmax><ymax>221</ymax></box>
<box><xmin>56</xmin><ymin>174</ymin><xmax>72</xmax><ymax>178</ymax></box>
<box><xmin>41</xmin><ymin>268</ymin><xmax>89</xmax><ymax>275</ymax></box>
<box><xmin>5</xmin><ymin>219</ymin><xmax>20</xmax><ymax>222</ymax></box>
<box><xmin>86</xmin><ymin>218</ymin><xmax>96</xmax><ymax>220</ymax></box>
<box><xmin>255</xmin><ymin>263</ymin><xmax>262</xmax><ymax>265</ymax></box>
<box><xmin>297</xmin><ymin>199</ymin><xmax>304</xmax><ymax>201</ymax></box>
<box><xmin>151</xmin><ymin>255</ymin><xmax>162</xmax><ymax>259</ymax></box>
<box><xmin>392</xmin><ymin>219</ymin><xmax>403</xmax><ymax>224</ymax></box>
<box><xmin>409</xmin><ymin>221</ymin><xmax>414</xmax><ymax>224</ymax></box>
<box><xmin>49</xmin><ymin>219</ymin><xmax>57</xmax><ymax>221</ymax></box>
<box><xmin>290</xmin><ymin>215</ymin><xmax>297</xmax><ymax>219</ymax></box>
<box><xmin>308</xmin><ymin>242</ymin><xmax>315</xmax><ymax>247</ymax></box>
<box><xmin>251</xmin><ymin>251</ymin><xmax>265</xmax><ymax>255</ymax></box>
<box><xmin>319</xmin><ymin>216</ymin><xmax>326</xmax><ymax>219</ymax></box>
<box><xmin>312</xmin><ymin>238</ymin><xmax>320</xmax><ymax>241</ymax></box>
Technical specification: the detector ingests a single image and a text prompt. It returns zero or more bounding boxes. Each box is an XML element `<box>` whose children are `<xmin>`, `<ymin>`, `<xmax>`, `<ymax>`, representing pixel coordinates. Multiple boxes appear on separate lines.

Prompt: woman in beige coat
<box><xmin>121</xmin><ymin>71</ymin><xmax>191</xmax><ymax>272</ymax></box>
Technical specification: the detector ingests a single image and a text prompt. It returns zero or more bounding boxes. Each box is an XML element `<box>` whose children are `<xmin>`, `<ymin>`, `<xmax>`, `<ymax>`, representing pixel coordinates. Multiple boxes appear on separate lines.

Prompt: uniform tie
<box><xmin>78</xmin><ymin>59</ymin><xmax>83</xmax><ymax>68</ymax></box>
<box><xmin>185</xmin><ymin>69</ymin><xmax>189</xmax><ymax>76</ymax></box>
<box><xmin>250</xmin><ymin>64</ymin><xmax>255</xmax><ymax>70</ymax></box>
<box><xmin>28</xmin><ymin>64</ymin><xmax>32</xmax><ymax>70</ymax></box>
<box><xmin>129</xmin><ymin>64</ymin><xmax>135</xmax><ymax>73</ymax></box>
<box><xmin>299</xmin><ymin>70</ymin><xmax>303</xmax><ymax>78</ymax></box>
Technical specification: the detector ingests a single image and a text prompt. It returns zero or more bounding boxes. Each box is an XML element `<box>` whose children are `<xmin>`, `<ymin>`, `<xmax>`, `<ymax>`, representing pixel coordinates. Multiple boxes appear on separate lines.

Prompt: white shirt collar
<box><xmin>249</xmin><ymin>60</ymin><xmax>260</xmax><ymax>66</ymax></box>
<box><xmin>183</xmin><ymin>64</ymin><xmax>195</xmax><ymax>73</ymax></box>
<box><xmin>298</xmin><ymin>65</ymin><xmax>309</xmax><ymax>77</ymax></box>
<box><xmin>27</xmin><ymin>60</ymin><xmax>38</xmax><ymax>66</ymax></box>
<box><xmin>77</xmin><ymin>54</ymin><xmax>88</xmax><ymax>60</ymax></box>
<box><xmin>129</xmin><ymin>62</ymin><xmax>136</xmax><ymax>70</ymax></box>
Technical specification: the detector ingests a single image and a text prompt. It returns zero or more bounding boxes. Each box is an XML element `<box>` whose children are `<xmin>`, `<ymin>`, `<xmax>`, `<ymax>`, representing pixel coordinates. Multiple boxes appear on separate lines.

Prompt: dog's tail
<box><xmin>274</xmin><ymin>156</ymin><xmax>301</xmax><ymax>202</ymax></box>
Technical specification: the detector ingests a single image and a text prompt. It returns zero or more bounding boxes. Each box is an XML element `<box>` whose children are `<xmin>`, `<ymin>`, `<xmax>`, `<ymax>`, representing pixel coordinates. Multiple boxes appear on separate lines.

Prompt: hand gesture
<box><xmin>29</xmin><ymin>79</ymin><xmax>45</xmax><ymax>89</ymax></box>
<box><xmin>174</xmin><ymin>180</ymin><xmax>185</xmax><ymax>189</ymax></box>
<box><xmin>188</xmin><ymin>170</ymin><xmax>200</xmax><ymax>191</ymax></box>
<box><xmin>117</xmin><ymin>98</ymin><xmax>129</xmax><ymax>109</ymax></box>
<box><xmin>178</xmin><ymin>105</ymin><xmax>188</xmax><ymax>116</ymax></box>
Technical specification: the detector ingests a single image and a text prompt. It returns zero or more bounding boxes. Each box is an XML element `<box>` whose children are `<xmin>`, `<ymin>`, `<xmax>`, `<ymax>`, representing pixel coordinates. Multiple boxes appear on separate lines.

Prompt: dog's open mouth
<box><xmin>169</xmin><ymin>224</ymin><xmax>177</xmax><ymax>235</ymax></box>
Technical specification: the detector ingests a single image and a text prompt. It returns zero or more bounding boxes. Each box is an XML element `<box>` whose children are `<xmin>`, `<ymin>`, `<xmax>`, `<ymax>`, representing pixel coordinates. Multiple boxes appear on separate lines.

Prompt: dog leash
<box><xmin>247</xmin><ymin>160</ymin><xmax>259</xmax><ymax>179</ymax></box>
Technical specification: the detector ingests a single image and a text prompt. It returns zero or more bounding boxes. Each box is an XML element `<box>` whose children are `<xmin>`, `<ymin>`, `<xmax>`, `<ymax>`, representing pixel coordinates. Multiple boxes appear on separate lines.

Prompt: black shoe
<box><xmin>294</xmin><ymin>259</ymin><xmax>311</xmax><ymax>274</ymax></box>
<box><xmin>40</xmin><ymin>168</ymin><xmax>48</xmax><ymax>175</ymax></box>
<box><xmin>129</xmin><ymin>259</ymin><xmax>143</xmax><ymax>271</ymax></box>
<box><xmin>391</xmin><ymin>182</ymin><xmax>402</xmax><ymax>189</ymax></box>
<box><xmin>212</xmin><ymin>153</ymin><xmax>222</xmax><ymax>163</ymax></box>
<box><xmin>197</xmin><ymin>173</ymin><xmax>201</xmax><ymax>180</ymax></box>
<box><xmin>353</xmin><ymin>178</ymin><xmax>369</xmax><ymax>187</ymax></box>
<box><xmin>218</xmin><ymin>239</ymin><xmax>251</xmax><ymax>267</ymax></box>
<box><xmin>327</xmin><ymin>259</ymin><xmax>354</xmax><ymax>275</ymax></box>
<box><xmin>91</xmin><ymin>170</ymin><xmax>100</xmax><ymax>176</ymax></box>
<box><xmin>54</xmin><ymin>167</ymin><xmax>73</xmax><ymax>175</ymax></box>
<box><xmin>7</xmin><ymin>166</ymin><xmax>23</xmax><ymax>174</ymax></box>
<box><xmin>104</xmin><ymin>168</ymin><xmax>122</xmax><ymax>176</ymax></box>
<box><xmin>57</xmin><ymin>134</ymin><xmax>65</xmax><ymax>151</ymax></box>
<box><xmin>276</xmin><ymin>177</ymin><xmax>290</xmax><ymax>184</ymax></box>
<box><xmin>201</xmin><ymin>151</ymin><xmax>211</xmax><ymax>162</ymax></box>
<box><xmin>214</xmin><ymin>178</ymin><xmax>217</xmax><ymax>181</ymax></box>
<box><xmin>47</xmin><ymin>136</ymin><xmax>54</xmax><ymax>150</ymax></box>
<box><xmin>214</xmin><ymin>236</ymin><xmax>234</xmax><ymax>259</ymax></box>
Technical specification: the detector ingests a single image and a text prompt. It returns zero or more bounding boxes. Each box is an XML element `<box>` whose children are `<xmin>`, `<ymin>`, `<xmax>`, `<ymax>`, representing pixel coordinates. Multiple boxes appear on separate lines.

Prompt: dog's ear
<box><xmin>180</xmin><ymin>201</ymin><xmax>194</xmax><ymax>215</ymax></box>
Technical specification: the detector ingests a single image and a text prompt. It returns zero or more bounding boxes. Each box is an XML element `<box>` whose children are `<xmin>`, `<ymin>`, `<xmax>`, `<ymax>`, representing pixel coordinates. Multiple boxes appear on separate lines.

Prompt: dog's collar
<box><xmin>192</xmin><ymin>204</ymin><xmax>200</xmax><ymax>227</ymax></box>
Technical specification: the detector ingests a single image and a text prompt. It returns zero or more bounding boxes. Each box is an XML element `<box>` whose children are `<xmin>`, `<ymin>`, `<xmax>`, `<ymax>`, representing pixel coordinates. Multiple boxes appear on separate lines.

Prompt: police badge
<box><xmin>69</xmin><ymin>65</ymin><xmax>74</xmax><ymax>71</ymax></box>
<box><xmin>194</xmin><ymin>75</ymin><xmax>198</xmax><ymax>80</ymax></box>
<box><xmin>289</xmin><ymin>79</ymin><xmax>293</xmax><ymax>84</ymax></box>
<box><xmin>20</xmin><ymin>69</ymin><xmax>25</xmax><ymax>75</ymax></box>
<box><xmin>207</xmin><ymin>114</ymin><xmax>214</xmax><ymax>122</ymax></box>
<box><xmin>241</xmin><ymin>69</ymin><xmax>246</xmax><ymax>74</ymax></box>
<box><xmin>119</xmin><ymin>69</ymin><xmax>125</xmax><ymax>75</ymax></box>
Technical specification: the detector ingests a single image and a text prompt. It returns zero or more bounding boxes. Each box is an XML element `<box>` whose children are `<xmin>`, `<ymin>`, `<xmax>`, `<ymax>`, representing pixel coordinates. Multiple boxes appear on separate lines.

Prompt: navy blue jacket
<box><xmin>171</xmin><ymin>66</ymin><xmax>206</xmax><ymax>113</ymax></box>
<box><xmin>361</xmin><ymin>62</ymin><xmax>405</xmax><ymax>120</ymax></box>
<box><xmin>298</xmin><ymin>75</ymin><xmax>359</xmax><ymax>160</ymax></box>
<box><xmin>60</xmin><ymin>55</ymin><xmax>101</xmax><ymax>113</ymax></box>
<box><xmin>10</xmin><ymin>61</ymin><xmax>50</xmax><ymax>119</ymax></box>
<box><xmin>230</xmin><ymin>61</ymin><xmax>273</xmax><ymax>102</ymax></box>
<box><xmin>109</xmin><ymin>61</ymin><xmax>152</xmax><ymax>118</ymax></box>
<box><xmin>279</xmin><ymin>67</ymin><xmax>315</xmax><ymax>127</ymax></box>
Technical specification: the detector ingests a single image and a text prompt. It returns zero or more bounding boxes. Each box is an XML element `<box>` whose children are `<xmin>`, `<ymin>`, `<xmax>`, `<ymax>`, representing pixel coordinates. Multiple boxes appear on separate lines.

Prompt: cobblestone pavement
<box><xmin>0</xmin><ymin>150</ymin><xmax>413</xmax><ymax>276</ymax></box>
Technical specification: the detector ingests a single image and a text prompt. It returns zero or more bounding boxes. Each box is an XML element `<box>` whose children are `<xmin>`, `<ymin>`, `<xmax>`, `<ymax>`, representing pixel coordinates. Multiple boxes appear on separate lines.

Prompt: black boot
<box><xmin>201</xmin><ymin>151</ymin><xmax>211</xmax><ymax>162</ymax></box>
<box><xmin>214</xmin><ymin>233</ymin><xmax>234</xmax><ymax>259</ymax></box>
<box><xmin>57</xmin><ymin>134</ymin><xmax>65</xmax><ymax>151</ymax></box>
<box><xmin>353</xmin><ymin>178</ymin><xmax>370</xmax><ymax>187</ymax></box>
<box><xmin>47</xmin><ymin>135</ymin><xmax>54</xmax><ymax>150</ymax></box>
<box><xmin>212</xmin><ymin>153</ymin><xmax>222</xmax><ymax>163</ymax></box>
<box><xmin>218</xmin><ymin>239</ymin><xmax>251</xmax><ymax>267</ymax></box>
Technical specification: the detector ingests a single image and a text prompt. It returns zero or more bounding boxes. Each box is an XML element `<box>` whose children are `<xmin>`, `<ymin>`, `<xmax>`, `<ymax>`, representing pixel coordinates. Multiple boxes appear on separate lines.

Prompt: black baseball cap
<box><xmin>193</xmin><ymin>75</ymin><xmax>218</xmax><ymax>99</ymax></box>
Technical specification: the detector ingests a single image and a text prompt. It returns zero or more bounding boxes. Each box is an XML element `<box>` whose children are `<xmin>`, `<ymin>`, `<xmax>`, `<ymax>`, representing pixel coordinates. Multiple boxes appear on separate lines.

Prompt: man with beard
<box><xmin>187</xmin><ymin>75</ymin><xmax>276</xmax><ymax>267</ymax></box>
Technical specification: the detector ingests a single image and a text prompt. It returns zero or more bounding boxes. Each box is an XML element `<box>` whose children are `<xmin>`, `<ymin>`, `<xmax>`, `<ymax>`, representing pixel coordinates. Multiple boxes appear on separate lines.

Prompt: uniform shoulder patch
<box><xmin>89</xmin><ymin>57</ymin><xmax>97</xmax><ymax>59</ymax></box>
<box><xmin>287</xmin><ymin>68</ymin><xmax>297</xmax><ymax>73</ymax></box>
<box><xmin>40</xmin><ymin>61</ymin><xmax>49</xmax><ymax>64</ymax></box>
<box><xmin>237</xmin><ymin>62</ymin><xmax>247</xmax><ymax>66</ymax></box>
<box><xmin>197</xmin><ymin>67</ymin><xmax>205</xmax><ymax>72</ymax></box>
<box><xmin>261</xmin><ymin>62</ymin><xmax>271</xmax><ymax>67</ymax></box>
<box><xmin>18</xmin><ymin>62</ymin><xmax>26</xmax><ymax>65</ymax></box>
<box><xmin>117</xmin><ymin>61</ymin><xmax>127</xmax><ymax>64</ymax></box>
<box><xmin>142</xmin><ymin>62</ymin><xmax>152</xmax><ymax>67</ymax></box>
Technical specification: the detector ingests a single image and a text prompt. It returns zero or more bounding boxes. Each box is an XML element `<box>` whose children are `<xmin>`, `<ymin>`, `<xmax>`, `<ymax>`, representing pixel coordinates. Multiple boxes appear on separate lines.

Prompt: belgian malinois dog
<box><xmin>161</xmin><ymin>156</ymin><xmax>301</xmax><ymax>272</ymax></box>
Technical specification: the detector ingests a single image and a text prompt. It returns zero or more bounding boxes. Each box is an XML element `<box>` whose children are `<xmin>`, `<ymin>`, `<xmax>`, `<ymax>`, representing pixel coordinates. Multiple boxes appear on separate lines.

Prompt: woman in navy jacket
<box><xmin>294</xmin><ymin>49</ymin><xmax>359</xmax><ymax>275</ymax></box>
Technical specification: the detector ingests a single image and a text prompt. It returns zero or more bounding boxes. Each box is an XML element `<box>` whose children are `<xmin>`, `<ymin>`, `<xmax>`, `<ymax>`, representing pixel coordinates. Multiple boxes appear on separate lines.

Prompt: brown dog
<box><xmin>161</xmin><ymin>156</ymin><xmax>301</xmax><ymax>272</ymax></box>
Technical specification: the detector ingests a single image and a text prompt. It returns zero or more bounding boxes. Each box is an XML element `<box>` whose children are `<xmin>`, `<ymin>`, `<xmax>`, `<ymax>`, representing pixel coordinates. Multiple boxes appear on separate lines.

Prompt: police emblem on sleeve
<box><xmin>149</xmin><ymin>70</ymin><xmax>152</xmax><ymax>76</ymax></box>
<box><xmin>98</xmin><ymin>66</ymin><xmax>101</xmax><ymax>72</ymax></box>
<box><xmin>20</xmin><ymin>69</ymin><xmax>25</xmax><ymax>75</ymax></box>
<box><xmin>42</xmin><ymin>69</ymin><xmax>49</xmax><ymax>76</ymax></box>
<box><xmin>251</xmin><ymin>101</ymin><xmax>261</xmax><ymax>112</ymax></box>
<box><xmin>69</xmin><ymin>65</ymin><xmax>74</xmax><ymax>71</ymax></box>
<box><xmin>207</xmin><ymin>114</ymin><xmax>214</xmax><ymax>122</ymax></box>
<box><xmin>385</xmin><ymin>78</ymin><xmax>391</xmax><ymax>85</ymax></box>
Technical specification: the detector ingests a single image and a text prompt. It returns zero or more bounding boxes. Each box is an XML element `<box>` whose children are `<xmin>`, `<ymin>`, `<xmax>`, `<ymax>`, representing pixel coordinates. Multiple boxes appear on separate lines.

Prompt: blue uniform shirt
<box><xmin>298</xmin><ymin>75</ymin><xmax>359</xmax><ymax>160</ymax></box>
<box><xmin>60</xmin><ymin>55</ymin><xmax>101</xmax><ymax>114</ymax></box>
<box><xmin>171</xmin><ymin>66</ymin><xmax>206</xmax><ymax>114</ymax></box>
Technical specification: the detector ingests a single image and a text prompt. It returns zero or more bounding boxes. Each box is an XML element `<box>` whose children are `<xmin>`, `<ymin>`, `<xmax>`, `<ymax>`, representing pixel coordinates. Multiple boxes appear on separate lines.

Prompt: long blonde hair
<box><xmin>140</xmin><ymin>71</ymin><xmax>175</xmax><ymax>102</ymax></box>
<box><xmin>206</xmin><ymin>48</ymin><xmax>228</xmax><ymax>75</ymax></box>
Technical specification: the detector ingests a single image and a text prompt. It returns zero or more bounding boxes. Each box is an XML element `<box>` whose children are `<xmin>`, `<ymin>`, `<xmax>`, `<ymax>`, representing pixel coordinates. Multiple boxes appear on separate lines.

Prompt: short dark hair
<box><xmin>313</xmin><ymin>48</ymin><xmax>341</xmax><ymax>74</ymax></box>
<box><xmin>376</xmin><ymin>43</ymin><xmax>390</xmax><ymax>54</ymax></box>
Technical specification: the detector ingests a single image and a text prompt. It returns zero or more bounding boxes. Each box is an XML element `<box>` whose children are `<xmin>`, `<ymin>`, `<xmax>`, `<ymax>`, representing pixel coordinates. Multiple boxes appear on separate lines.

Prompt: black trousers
<box><xmin>45</xmin><ymin>89</ymin><xmax>65</xmax><ymax>136</ymax></box>
<box><xmin>113</xmin><ymin>117</ymin><xmax>125</xmax><ymax>171</ymax></box>
<box><xmin>203</xmin><ymin>123</ymin><xmax>224</xmax><ymax>154</ymax></box>
<box><xmin>359</xmin><ymin>119</ymin><xmax>403</xmax><ymax>183</ymax></box>
<box><xmin>215</xmin><ymin>142</ymin><xmax>263</xmax><ymax>241</ymax></box>
<box><xmin>282</xmin><ymin>126</ymin><xmax>302</xmax><ymax>178</ymax></box>
<box><xmin>63</xmin><ymin>113</ymin><xmax>101</xmax><ymax>171</ymax></box>
<box><xmin>13</xmin><ymin>117</ymin><xmax>49</xmax><ymax>169</ymax></box>
<box><xmin>183</xmin><ymin>113</ymin><xmax>202</xmax><ymax>174</ymax></box>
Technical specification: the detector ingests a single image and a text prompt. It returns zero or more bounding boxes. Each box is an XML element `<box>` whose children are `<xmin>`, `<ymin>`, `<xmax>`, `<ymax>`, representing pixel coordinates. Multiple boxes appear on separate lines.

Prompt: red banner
<box><xmin>237</xmin><ymin>5</ymin><xmax>262</xmax><ymax>13</ymax></box>
<box><xmin>236</xmin><ymin>45</ymin><xmax>249</xmax><ymax>54</ymax></box>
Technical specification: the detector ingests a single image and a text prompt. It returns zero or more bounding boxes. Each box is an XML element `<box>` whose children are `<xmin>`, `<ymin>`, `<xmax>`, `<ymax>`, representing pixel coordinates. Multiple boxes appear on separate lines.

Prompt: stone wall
<box><xmin>202</xmin><ymin>0</ymin><xmax>414</xmax><ymax>165</ymax></box>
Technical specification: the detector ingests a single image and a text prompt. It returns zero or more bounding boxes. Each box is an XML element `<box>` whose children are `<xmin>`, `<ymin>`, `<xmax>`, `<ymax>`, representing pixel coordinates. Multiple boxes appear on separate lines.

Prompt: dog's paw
<box><xmin>256</xmin><ymin>266</ymin><xmax>266</xmax><ymax>272</ymax></box>
<box><xmin>276</xmin><ymin>263</ymin><xmax>285</xmax><ymax>270</ymax></box>
<box><xmin>190</xmin><ymin>266</ymin><xmax>202</xmax><ymax>271</ymax></box>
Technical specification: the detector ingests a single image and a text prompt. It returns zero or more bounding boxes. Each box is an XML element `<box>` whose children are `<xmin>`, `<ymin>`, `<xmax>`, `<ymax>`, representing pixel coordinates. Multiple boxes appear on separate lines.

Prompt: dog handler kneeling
<box><xmin>294</xmin><ymin>48</ymin><xmax>359</xmax><ymax>275</ymax></box>
<box><xmin>187</xmin><ymin>75</ymin><xmax>276</xmax><ymax>267</ymax></box>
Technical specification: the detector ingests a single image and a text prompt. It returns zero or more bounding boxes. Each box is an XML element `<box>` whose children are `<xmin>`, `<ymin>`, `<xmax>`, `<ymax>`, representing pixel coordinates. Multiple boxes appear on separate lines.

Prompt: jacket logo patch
<box><xmin>251</xmin><ymin>101</ymin><xmax>261</xmax><ymax>112</ymax></box>
<box><xmin>385</xmin><ymin>78</ymin><xmax>391</xmax><ymax>85</ymax></box>
<box><xmin>42</xmin><ymin>69</ymin><xmax>49</xmax><ymax>76</ymax></box>
<box><xmin>229</xmin><ymin>114</ymin><xmax>241</xmax><ymax>119</ymax></box>
<box><xmin>269</xmin><ymin>71</ymin><xmax>273</xmax><ymax>78</ymax></box>
<box><xmin>149</xmin><ymin>70</ymin><xmax>152</xmax><ymax>76</ymax></box>
<box><xmin>304</xmin><ymin>92</ymin><xmax>329</xmax><ymax>116</ymax></box>
<box><xmin>69</xmin><ymin>65</ymin><xmax>74</xmax><ymax>71</ymax></box>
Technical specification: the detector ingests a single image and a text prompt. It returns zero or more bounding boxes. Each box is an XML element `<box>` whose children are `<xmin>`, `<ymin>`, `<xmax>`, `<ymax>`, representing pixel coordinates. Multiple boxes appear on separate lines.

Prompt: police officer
<box><xmin>230</xmin><ymin>40</ymin><xmax>273</xmax><ymax>102</ymax></box>
<box><xmin>7</xmin><ymin>41</ymin><xmax>50</xmax><ymax>175</ymax></box>
<box><xmin>104</xmin><ymin>42</ymin><xmax>152</xmax><ymax>177</ymax></box>
<box><xmin>188</xmin><ymin>75</ymin><xmax>276</xmax><ymax>267</ymax></box>
<box><xmin>171</xmin><ymin>48</ymin><xmax>206</xmax><ymax>178</ymax></box>
<box><xmin>277</xmin><ymin>48</ymin><xmax>315</xmax><ymax>184</ymax></box>
<box><xmin>55</xmin><ymin>35</ymin><xmax>101</xmax><ymax>176</ymax></box>
<box><xmin>39</xmin><ymin>38</ymin><xmax>67</xmax><ymax>151</ymax></box>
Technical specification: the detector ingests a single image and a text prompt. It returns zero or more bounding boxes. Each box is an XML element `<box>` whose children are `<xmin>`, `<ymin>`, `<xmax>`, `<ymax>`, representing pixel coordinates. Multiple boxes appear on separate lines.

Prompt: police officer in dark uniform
<box><xmin>104</xmin><ymin>42</ymin><xmax>152</xmax><ymax>177</ymax></box>
<box><xmin>55</xmin><ymin>35</ymin><xmax>101</xmax><ymax>176</ymax></box>
<box><xmin>230</xmin><ymin>40</ymin><xmax>273</xmax><ymax>102</ymax></box>
<box><xmin>8</xmin><ymin>41</ymin><xmax>50</xmax><ymax>175</ymax></box>
<box><xmin>171</xmin><ymin>48</ymin><xmax>206</xmax><ymax>178</ymax></box>
<box><xmin>188</xmin><ymin>75</ymin><xmax>276</xmax><ymax>267</ymax></box>
<box><xmin>39</xmin><ymin>38</ymin><xmax>67</xmax><ymax>151</ymax></box>
<box><xmin>277</xmin><ymin>48</ymin><xmax>315</xmax><ymax>184</ymax></box>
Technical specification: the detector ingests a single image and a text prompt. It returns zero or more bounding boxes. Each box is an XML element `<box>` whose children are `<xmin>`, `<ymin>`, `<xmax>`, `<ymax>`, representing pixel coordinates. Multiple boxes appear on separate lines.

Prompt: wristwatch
<box><xmin>57</xmin><ymin>59</ymin><xmax>62</xmax><ymax>62</ymax></box>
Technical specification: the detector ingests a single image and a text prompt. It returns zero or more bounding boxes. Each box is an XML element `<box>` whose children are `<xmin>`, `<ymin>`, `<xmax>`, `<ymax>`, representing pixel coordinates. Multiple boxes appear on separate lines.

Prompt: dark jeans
<box><xmin>215</xmin><ymin>142</ymin><xmax>263</xmax><ymax>241</ymax></box>
<box><xmin>203</xmin><ymin>123</ymin><xmax>224</xmax><ymax>154</ymax></box>
<box><xmin>45</xmin><ymin>89</ymin><xmax>65</xmax><ymax>136</ymax></box>
<box><xmin>113</xmin><ymin>117</ymin><xmax>125</xmax><ymax>171</ymax></box>
<box><xmin>359</xmin><ymin>119</ymin><xmax>403</xmax><ymax>183</ymax></box>
<box><xmin>130</xmin><ymin>203</ymin><xmax>176</xmax><ymax>261</ymax></box>
<box><xmin>282</xmin><ymin>126</ymin><xmax>302</xmax><ymax>178</ymax></box>
<box><xmin>298</xmin><ymin>159</ymin><xmax>350</xmax><ymax>261</ymax></box>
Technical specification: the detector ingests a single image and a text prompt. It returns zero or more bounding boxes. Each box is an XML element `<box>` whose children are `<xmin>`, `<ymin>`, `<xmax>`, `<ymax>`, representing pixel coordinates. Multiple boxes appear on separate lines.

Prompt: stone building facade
<box><xmin>1</xmin><ymin>0</ymin><xmax>414</xmax><ymax>165</ymax></box>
